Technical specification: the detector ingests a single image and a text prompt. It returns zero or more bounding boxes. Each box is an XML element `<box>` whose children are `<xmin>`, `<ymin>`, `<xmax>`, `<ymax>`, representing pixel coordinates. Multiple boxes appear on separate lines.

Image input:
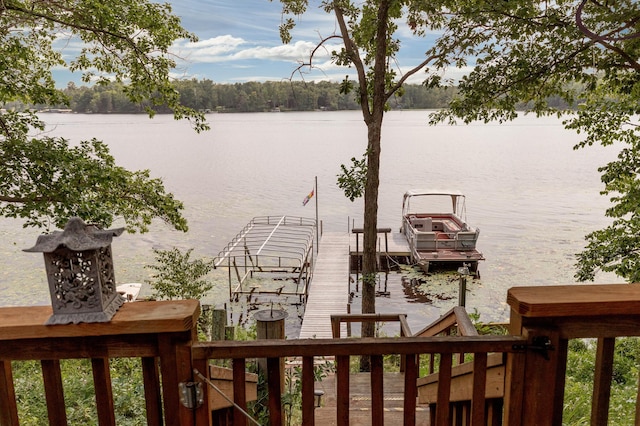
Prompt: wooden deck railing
<box><xmin>191</xmin><ymin>335</ymin><xmax>526</xmax><ymax>426</ymax></box>
<box><xmin>0</xmin><ymin>300</ymin><xmax>200</xmax><ymax>426</ymax></box>
<box><xmin>4</xmin><ymin>283</ymin><xmax>640</xmax><ymax>426</ymax></box>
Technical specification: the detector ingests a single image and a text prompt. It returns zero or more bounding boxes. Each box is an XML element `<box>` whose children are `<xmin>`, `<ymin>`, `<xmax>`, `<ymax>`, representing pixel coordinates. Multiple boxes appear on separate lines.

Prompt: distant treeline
<box><xmin>12</xmin><ymin>79</ymin><xmax>573</xmax><ymax>114</ymax></box>
<box><xmin>36</xmin><ymin>79</ymin><xmax>459</xmax><ymax>114</ymax></box>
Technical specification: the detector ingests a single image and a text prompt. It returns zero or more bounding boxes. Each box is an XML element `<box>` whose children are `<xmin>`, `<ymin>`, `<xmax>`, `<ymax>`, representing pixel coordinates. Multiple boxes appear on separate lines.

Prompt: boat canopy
<box><xmin>213</xmin><ymin>216</ymin><xmax>316</xmax><ymax>300</ymax></box>
<box><xmin>402</xmin><ymin>189</ymin><xmax>466</xmax><ymax>217</ymax></box>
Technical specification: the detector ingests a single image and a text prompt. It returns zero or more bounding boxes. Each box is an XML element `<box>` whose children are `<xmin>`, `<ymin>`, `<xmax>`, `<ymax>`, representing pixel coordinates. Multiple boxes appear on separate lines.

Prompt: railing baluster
<box><xmin>91</xmin><ymin>357</ymin><xmax>116</xmax><ymax>426</ymax></box>
<box><xmin>141</xmin><ymin>357</ymin><xmax>163</xmax><ymax>426</ymax></box>
<box><xmin>371</xmin><ymin>355</ymin><xmax>384</xmax><ymax>426</ymax></box>
<box><xmin>592</xmin><ymin>337</ymin><xmax>615</xmax><ymax>425</ymax></box>
<box><xmin>0</xmin><ymin>360</ymin><xmax>18</xmax><ymax>426</ymax></box>
<box><xmin>336</xmin><ymin>355</ymin><xmax>350</xmax><ymax>426</ymax></box>
<box><xmin>233</xmin><ymin>358</ymin><xmax>247</xmax><ymax>426</ymax></box>
<box><xmin>41</xmin><ymin>360</ymin><xmax>67</xmax><ymax>426</ymax></box>
<box><xmin>435</xmin><ymin>353</ymin><xmax>453</xmax><ymax>426</ymax></box>
<box><xmin>266</xmin><ymin>357</ymin><xmax>282</xmax><ymax>426</ymax></box>
<box><xmin>403</xmin><ymin>354</ymin><xmax>417</xmax><ymax>426</ymax></box>
<box><xmin>302</xmin><ymin>356</ymin><xmax>315</xmax><ymax>426</ymax></box>
<box><xmin>471</xmin><ymin>353</ymin><xmax>487</xmax><ymax>426</ymax></box>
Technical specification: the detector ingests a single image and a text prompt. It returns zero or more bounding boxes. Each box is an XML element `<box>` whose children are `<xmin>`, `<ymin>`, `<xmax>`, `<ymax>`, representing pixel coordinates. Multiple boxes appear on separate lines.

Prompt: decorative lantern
<box><xmin>24</xmin><ymin>217</ymin><xmax>126</xmax><ymax>325</ymax></box>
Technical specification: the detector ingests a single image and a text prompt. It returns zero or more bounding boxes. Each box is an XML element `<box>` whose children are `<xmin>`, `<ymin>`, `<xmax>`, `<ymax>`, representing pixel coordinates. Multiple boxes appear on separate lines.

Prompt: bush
<box><xmin>145</xmin><ymin>247</ymin><xmax>214</xmax><ymax>301</ymax></box>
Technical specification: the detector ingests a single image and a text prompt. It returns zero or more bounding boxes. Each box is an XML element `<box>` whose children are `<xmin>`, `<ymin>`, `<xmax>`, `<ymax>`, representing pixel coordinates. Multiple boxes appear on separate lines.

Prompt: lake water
<box><xmin>0</xmin><ymin>111</ymin><xmax>624</xmax><ymax>333</ymax></box>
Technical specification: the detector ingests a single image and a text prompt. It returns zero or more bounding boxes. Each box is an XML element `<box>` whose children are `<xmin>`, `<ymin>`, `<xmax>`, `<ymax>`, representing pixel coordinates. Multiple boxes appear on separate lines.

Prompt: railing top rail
<box><xmin>330</xmin><ymin>313</ymin><xmax>407</xmax><ymax>323</ymax></box>
<box><xmin>413</xmin><ymin>306</ymin><xmax>478</xmax><ymax>337</ymax></box>
<box><xmin>508</xmin><ymin>283</ymin><xmax>640</xmax><ymax>318</ymax></box>
<box><xmin>192</xmin><ymin>335</ymin><xmax>525</xmax><ymax>360</ymax></box>
<box><xmin>330</xmin><ymin>313</ymin><xmax>414</xmax><ymax>338</ymax></box>
<box><xmin>0</xmin><ymin>300</ymin><xmax>200</xmax><ymax>341</ymax></box>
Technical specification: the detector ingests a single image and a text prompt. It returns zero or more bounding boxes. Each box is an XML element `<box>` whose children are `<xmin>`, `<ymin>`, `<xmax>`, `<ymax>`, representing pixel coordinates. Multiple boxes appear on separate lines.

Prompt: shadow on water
<box><xmin>346</xmin><ymin>262</ymin><xmax>481</xmax><ymax>337</ymax></box>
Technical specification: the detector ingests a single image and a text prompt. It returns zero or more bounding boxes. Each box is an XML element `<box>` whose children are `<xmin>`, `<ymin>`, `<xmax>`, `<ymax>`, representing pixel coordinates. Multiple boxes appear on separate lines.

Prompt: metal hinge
<box><xmin>179</xmin><ymin>382</ymin><xmax>204</xmax><ymax>409</ymax></box>
<box><xmin>513</xmin><ymin>336</ymin><xmax>554</xmax><ymax>360</ymax></box>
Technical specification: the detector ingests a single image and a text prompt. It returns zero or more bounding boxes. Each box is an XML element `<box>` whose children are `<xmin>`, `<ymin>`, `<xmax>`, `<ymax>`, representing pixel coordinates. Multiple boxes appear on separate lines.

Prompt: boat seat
<box><xmin>455</xmin><ymin>231</ymin><xmax>478</xmax><ymax>250</ymax></box>
<box><xmin>415</xmin><ymin>231</ymin><xmax>437</xmax><ymax>250</ymax></box>
<box><xmin>412</xmin><ymin>217</ymin><xmax>432</xmax><ymax>231</ymax></box>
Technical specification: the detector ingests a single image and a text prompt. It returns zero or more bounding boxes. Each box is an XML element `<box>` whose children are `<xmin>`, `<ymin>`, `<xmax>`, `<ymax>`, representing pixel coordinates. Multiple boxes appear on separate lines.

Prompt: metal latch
<box><xmin>513</xmin><ymin>336</ymin><xmax>554</xmax><ymax>360</ymax></box>
<box><xmin>179</xmin><ymin>382</ymin><xmax>204</xmax><ymax>409</ymax></box>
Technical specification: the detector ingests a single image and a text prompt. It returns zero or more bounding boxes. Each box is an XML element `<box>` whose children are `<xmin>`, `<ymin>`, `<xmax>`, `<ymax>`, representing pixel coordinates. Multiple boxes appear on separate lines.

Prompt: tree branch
<box><xmin>0</xmin><ymin>194</ymin><xmax>48</xmax><ymax>203</ymax></box>
<box><xmin>289</xmin><ymin>33</ymin><xmax>343</xmax><ymax>81</ymax></box>
<box><xmin>332</xmin><ymin>2</ymin><xmax>371</xmax><ymax>121</ymax></box>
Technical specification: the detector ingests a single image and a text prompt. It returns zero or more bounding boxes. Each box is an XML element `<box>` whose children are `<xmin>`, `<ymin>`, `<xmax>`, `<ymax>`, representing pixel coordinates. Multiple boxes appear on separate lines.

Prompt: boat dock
<box><xmin>299</xmin><ymin>229</ymin><xmax>411</xmax><ymax>339</ymax></box>
<box><xmin>349</xmin><ymin>227</ymin><xmax>411</xmax><ymax>259</ymax></box>
<box><xmin>299</xmin><ymin>232</ymin><xmax>351</xmax><ymax>339</ymax></box>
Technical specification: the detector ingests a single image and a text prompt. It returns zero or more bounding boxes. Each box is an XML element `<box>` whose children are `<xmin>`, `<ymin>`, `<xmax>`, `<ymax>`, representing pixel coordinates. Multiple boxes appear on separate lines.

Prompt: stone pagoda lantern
<box><xmin>24</xmin><ymin>217</ymin><xmax>126</xmax><ymax>325</ymax></box>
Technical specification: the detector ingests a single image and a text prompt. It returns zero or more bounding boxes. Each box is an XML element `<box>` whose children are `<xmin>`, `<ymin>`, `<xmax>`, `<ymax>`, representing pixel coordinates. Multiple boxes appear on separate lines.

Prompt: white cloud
<box><xmin>175</xmin><ymin>35</ymin><xmax>340</xmax><ymax>65</ymax></box>
<box><xmin>173</xmin><ymin>35</ymin><xmax>245</xmax><ymax>62</ymax></box>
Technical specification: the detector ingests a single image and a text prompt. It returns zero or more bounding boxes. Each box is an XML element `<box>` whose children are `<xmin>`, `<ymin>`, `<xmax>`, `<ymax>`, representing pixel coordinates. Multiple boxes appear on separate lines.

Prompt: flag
<box><xmin>302</xmin><ymin>189</ymin><xmax>314</xmax><ymax>206</ymax></box>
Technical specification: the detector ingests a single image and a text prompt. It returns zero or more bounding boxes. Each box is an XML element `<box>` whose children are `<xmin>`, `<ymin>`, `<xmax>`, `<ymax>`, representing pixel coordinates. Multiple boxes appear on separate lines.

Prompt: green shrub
<box><xmin>145</xmin><ymin>247</ymin><xmax>214</xmax><ymax>301</ymax></box>
<box><xmin>564</xmin><ymin>337</ymin><xmax>640</xmax><ymax>425</ymax></box>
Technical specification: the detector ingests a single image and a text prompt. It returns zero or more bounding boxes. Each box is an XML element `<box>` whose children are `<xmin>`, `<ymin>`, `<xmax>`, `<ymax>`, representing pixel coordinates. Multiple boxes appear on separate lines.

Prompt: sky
<box><xmin>54</xmin><ymin>0</ymin><xmax>471</xmax><ymax>86</ymax></box>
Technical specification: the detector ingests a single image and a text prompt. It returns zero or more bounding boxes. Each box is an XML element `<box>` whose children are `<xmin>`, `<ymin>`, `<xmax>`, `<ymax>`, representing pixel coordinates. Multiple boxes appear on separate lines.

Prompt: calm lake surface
<box><xmin>0</xmin><ymin>111</ymin><xmax>624</xmax><ymax>333</ymax></box>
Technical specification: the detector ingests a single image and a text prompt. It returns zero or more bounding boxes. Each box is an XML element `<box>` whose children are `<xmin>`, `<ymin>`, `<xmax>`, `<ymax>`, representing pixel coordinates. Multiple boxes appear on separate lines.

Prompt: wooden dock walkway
<box><xmin>298</xmin><ymin>229</ymin><xmax>411</xmax><ymax>339</ymax></box>
<box><xmin>299</xmin><ymin>232</ymin><xmax>350</xmax><ymax>339</ymax></box>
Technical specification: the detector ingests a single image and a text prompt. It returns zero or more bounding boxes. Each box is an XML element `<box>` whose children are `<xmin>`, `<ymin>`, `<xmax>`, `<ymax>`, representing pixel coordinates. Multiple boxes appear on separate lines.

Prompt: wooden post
<box><xmin>254</xmin><ymin>308</ymin><xmax>288</xmax><ymax>419</ymax></box>
<box><xmin>212</xmin><ymin>309</ymin><xmax>227</xmax><ymax>341</ymax></box>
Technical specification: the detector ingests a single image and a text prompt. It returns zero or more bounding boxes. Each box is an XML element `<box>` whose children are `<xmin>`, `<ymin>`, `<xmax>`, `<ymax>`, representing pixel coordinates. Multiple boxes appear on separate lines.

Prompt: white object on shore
<box><xmin>116</xmin><ymin>283</ymin><xmax>142</xmax><ymax>302</ymax></box>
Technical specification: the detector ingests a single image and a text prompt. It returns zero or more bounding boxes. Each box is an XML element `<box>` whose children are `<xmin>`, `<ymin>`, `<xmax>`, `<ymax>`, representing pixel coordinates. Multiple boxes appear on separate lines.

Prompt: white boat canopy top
<box><xmin>402</xmin><ymin>189</ymin><xmax>467</xmax><ymax>217</ymax></box>
<box><xmin>213</xmin><ymin>216</ymin><xmax>316</xmax><ymax>301</ymax></box>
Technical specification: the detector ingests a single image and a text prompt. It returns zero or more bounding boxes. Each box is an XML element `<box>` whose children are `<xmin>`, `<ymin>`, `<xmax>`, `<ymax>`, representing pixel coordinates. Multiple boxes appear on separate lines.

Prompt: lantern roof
<box><xmin>23</xmin><ymin>217</ymin><xmax>124</xmax><ymax>253</ymax></box>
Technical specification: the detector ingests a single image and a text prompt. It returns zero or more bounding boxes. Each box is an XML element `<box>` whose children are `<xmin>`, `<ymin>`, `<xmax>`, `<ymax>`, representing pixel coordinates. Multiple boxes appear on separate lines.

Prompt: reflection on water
<box><xmin>0</xmin><ymin>111</ymin><xmax>625</xmax><ymax>334</ymax></box>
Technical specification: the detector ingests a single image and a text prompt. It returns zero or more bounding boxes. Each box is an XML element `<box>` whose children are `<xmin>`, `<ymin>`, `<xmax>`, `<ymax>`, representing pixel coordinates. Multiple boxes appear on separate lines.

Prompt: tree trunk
<box><xmin>358</xmin><ymin>0</ymin><xmax>390</xmax><ymax>372</ymax></box>
<box><xmin>361</xmin><ymin>119</ymin><xmax>382</xmax><ymax>318</ymax></box>
<box><xmin>359</xmin><ymin>118</ymin><xmax>383</xmax><ymax>372</ymax></box>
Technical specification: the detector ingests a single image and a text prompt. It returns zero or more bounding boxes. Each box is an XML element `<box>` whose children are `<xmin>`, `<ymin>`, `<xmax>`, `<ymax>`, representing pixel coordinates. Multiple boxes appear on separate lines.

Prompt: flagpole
<box><xmin>315</xmin><ymin>176</ymin><xmax>319</xmax><ymax>253</ymax></box>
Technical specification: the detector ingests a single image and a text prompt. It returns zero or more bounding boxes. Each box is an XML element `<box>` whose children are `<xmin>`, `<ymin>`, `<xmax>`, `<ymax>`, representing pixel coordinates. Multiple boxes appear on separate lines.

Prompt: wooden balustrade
<box><xmin>191</xmin><ymin>335</ymin><xmax>526</xmax><ymax>426</ymax></box>
<box><xmin>506</xmin><ymin>284</ymin><xmax>640</xmax><ymax>426</ymax></box>
<box><xmin>0</xmin><ymin>300</ymin><xmax>200</xmax><ymax>426</ymax></box>
<box><xmin>3</xmin><ymin>284</ymin><xmax>640</xmax><ymax>426</ymax></box>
